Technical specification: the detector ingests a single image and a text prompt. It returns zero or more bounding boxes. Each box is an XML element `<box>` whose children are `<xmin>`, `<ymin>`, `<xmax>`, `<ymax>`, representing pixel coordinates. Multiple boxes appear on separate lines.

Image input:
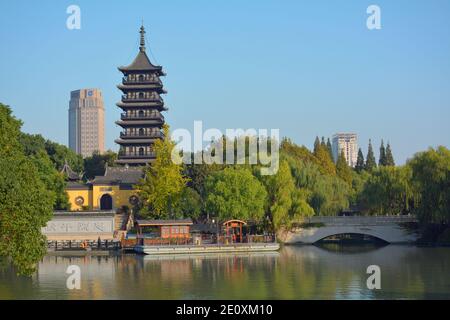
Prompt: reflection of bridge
<box><xmin>279</xmin><ymin>215</ymin><xmax>419</xmax><ymax>244</ymax></box>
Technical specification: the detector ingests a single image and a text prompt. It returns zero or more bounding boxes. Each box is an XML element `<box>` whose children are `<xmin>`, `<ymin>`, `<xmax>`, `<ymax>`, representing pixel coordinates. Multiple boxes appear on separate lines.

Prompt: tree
<box><xmin>313</xmin><ymin>136</ymin><xmax>320</xmax><ymax>155</ymax></box>
<box><xmin>84</xmin><ymin>150</ymin><xmax>118</xmax><ymax>180</ymax></box>
<box><xmin>336</xmin><ymin>150</ymin><xmax>352</xmax><ymax>186</ymax></box>
<box><xmin>326</xmin><ymin>138</ymin><xmax>333</xmax><ymax>161</ymax></box>
<box><xmin>205</xmin><ymin>167</ymin><xmax>267</xmax><ymax>222</ymax></box>
<box><xmin>0</xmin><ymin>103</ymin><xmax>54</xmax><ymax>275</ymax></box>
<box><xmin>314</xmin><ymin>143</ymin><xmax>336</xmax><ymax>176</ymax></box>
<box><xmin>365</xmin><ymin>139</ymin><xmax>377</xmax><ymax>172</ymax></box>
<box><xmin>408</xmin><ymin>146</ymin><xmax>450</xmax><ymax>224</ymax></box>
<box><xmin>29</xmin><ymin>150</ymin><xmax>70</xmax><ymax>210</ymax></box>
<box><xmin>358</xmin><ymin>166</ymin><xmax>414</xmax><ymax>215</ymax></box>
<box><xmin>379</xmin><ymin>139</ymin><xmax>386</xmax><ymax>166</ymax></box>
<box><xmin>385</xmin><ymin>143</ymin><xmax>395</xmax><ymax>166</ymax></box>
<box><xmin>355</xmin><ymin>148</ymin><xmax>365</xmax><ymax>173</ymax></box>
<box><xmin>136</xmin><ymin>124</ymin><xmax>189</xmax><ymax>218</ymax></box>
<box><xmin>172</xmin><ymin>187</ymin><xmax>202</xmax><ymax>219</ymax></box>
<box><xmin>263</xmin><ymin>160</ymin><xmax>313</xmax><ymax>229</ymax></box>
<box><xmin>19</xmin><ymin>133</ymin><xmax>83</xmax><ymax>173</ymax></box>
<box><xmin>320</xmin><ymin>136</ymin><xmax>326</xmax><ymax>148</ymax></box>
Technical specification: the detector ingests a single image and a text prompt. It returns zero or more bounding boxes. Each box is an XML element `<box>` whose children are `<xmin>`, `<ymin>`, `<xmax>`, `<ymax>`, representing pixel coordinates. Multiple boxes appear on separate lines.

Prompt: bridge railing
<box><xmin>305</xmin><ymin>215</ymin><xmax>417</xmax><ymax>226</ymax></box>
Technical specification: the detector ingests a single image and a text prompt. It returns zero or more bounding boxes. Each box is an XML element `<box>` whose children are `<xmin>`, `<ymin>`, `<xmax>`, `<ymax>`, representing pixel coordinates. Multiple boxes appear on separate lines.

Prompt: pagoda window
<box><xmin>138</xmin><ymin>147</ymin><xmax>144</xmax><ymax>156</ymax></box>
<box><xmin>138</xmin><ymin>128</ymin><xmax>145</xmax><ymax>136</ymax></box>
<box><xmin>138</xmin><ymin>110</ymin><xmax>144</xmax><ymax>117</ymax></box>
<box><xmin>138</xmin><ymin>74</ymin><xmax>144</xmax><ymax>82</ymax></box>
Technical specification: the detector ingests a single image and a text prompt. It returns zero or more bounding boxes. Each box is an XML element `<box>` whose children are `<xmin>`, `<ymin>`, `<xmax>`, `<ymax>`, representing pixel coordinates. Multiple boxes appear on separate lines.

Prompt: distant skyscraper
<box><xmin>69</xmin><ymin>88</ymin><xmax>105</xmax><ymax>157</ymax></box>
<box><xmin>332</xmin><ymin>133</ymin><xmax>358</xmax><ymax>167</ymax></box>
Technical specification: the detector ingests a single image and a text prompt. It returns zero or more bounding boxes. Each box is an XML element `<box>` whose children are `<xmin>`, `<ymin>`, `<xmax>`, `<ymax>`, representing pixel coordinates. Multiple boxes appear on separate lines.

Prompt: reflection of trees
<box><xmin>2</xmin><ymin>247</ymin><xmax>450</xmax><ymax>299</ymax></box>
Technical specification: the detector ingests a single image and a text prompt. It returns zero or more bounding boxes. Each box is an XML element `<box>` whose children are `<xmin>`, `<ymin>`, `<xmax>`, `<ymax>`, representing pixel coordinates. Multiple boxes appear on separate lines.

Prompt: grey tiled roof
<box><xmin>136</xmin><ymin>218</ymin><xmax>193</xmax><ymax>226</ymax></box>
<box><xmin>92</xmin><ymin>166</ymin><xmax>144</xmax><ymax>185</ymax></box>
<box><xmin>118</xmin><ymin>51</ymin><xmax>163</xmax><ymax>72</ymax></box>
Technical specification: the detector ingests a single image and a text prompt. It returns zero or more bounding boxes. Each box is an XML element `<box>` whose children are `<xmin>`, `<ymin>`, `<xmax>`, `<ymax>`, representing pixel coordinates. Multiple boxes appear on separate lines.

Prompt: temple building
<box><xmin>63</xmin><ymin>164</ymin><xmax>142</xmax><ymax>211</ymax></box>
<box><xmin>115</xmin><ymin>25</ymin><xmax>167</xmax><ymax>166</ymax></box>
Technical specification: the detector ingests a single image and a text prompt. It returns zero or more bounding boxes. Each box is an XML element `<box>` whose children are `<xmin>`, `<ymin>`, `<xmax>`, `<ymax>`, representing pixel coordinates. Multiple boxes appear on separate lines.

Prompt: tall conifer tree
<box><xmin>365</xmin><ymin>139</ymin><xmax>377</xmax><ymax>171</ymax></box>
<box><xmin>355</xmin><ymin>148</ymin><xmax>365</xmax><ymax>172</ymax></box>
<box><xmin>326</xmin><ymin>138</ymin><xmax>333</xmax><ymax>161</ymax></box>
<box><xmin>379</xmin><ymin>139</ymin><xmax>386</xmax><ymax>166</ymax></box>
<box><xmin>385</xmin><ymin>142</ymin><xmax>395</xmax><ymax>166</ymax></box>
<box><xmin>313</xmin><ymin>136</ymin><xmax>320</xmax><ymax>155</ymax></box>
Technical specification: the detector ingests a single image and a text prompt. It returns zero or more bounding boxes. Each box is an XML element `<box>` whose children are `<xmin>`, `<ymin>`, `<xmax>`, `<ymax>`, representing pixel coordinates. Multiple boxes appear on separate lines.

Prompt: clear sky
<box><xmin>1</xmin><ymin>0</ymin><xmax>449</xmax><ymax>164</ymax></box>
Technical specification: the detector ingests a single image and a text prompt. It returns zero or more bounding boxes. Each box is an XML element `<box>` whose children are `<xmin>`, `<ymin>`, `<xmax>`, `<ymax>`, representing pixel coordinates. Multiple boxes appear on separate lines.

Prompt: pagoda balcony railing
<box><xmin>122</xmin><ymin>77</ymin><xmax>163</xmax><ymax>86</ymax></box>
<box><xmin>121</xmin><ymin>95</ymin><xmax>164</xmax><ymax>103</ymax></box>
<box><xmin>120</xmin><ymin>113</ymin><xmax>164</xmax><ymax>121</ymax></box>
<box><xmin>120</xmin><ymin>132</ymin><xmax>164</xmax><ymax>139</ymax></box>
<box><xmin>118</xmin><ymin>152</ymin><xmax>157</xmax><ymax>159</ymax></box>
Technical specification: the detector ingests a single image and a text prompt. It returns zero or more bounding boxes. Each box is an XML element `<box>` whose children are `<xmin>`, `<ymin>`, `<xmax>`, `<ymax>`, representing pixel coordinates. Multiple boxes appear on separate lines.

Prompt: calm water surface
<box><xmin>1</xmin><ymin>245</ymin><xmax>450</xmax><ymax>299</ymax></box>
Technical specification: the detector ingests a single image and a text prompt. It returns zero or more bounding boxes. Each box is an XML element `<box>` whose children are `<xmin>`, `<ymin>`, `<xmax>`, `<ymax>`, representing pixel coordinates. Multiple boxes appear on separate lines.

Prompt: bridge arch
<box><xmin>314</xmin><ymin>232</ymin><xmax>389</xmax><ymax>244</ymax></box>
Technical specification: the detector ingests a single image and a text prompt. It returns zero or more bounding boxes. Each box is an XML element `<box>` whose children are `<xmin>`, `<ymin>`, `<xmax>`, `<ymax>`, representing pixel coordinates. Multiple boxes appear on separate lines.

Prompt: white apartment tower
<box><xmin>69</xmin><ymin>88</ymin><xmax>105</xmax><ymax>157</ymax></box>
<box><xmin>332</xmin><ymin>133</ymin><xmax>358</xmax><ymax>167</ymax></box>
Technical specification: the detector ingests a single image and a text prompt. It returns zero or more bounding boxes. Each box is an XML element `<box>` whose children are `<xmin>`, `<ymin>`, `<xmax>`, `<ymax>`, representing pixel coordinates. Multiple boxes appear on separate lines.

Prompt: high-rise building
<box><xmin>68</xmin><ymin>88</ymin><xmax>105</xmax><ymax>157</ymax></box>
<box><xmin>332</xmin><ymin>133</ymin><xmax>358</xmax><ymax>167</ymax></box>
<box><xmin>115</xmin><ymin>25</ymin><xmax>167</xmax><ymax>166</ymax></box>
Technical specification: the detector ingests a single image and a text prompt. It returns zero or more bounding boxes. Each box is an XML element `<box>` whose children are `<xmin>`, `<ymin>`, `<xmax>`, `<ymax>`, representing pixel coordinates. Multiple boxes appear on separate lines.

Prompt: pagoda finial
<box><xmin>139</xmin><ymin>23</ymin><xmax>146</xmax><ymax>52</ymax></box>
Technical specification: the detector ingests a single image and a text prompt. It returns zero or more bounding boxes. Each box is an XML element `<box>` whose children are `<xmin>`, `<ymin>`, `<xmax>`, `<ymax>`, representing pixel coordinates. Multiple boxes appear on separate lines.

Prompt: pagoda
<box><xmin>115</xmin><ymin>25</ymin><xmax>167</xmax><ymax>166</ymax></box>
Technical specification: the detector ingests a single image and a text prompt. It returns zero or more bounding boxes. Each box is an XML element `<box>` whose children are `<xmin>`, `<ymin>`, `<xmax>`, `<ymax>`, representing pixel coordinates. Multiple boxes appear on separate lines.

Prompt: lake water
<box><xmin>1</xmin><ymin>245</ymin><xmax>449</xmax><ymax>299</ymax></box>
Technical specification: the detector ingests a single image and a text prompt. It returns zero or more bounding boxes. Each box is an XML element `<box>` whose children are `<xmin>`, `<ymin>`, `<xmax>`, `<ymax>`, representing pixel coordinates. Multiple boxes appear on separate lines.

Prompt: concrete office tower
<box><xmin>69</xmin><ymin>88</ymin><xmax>105</xmax><ymax>157</ymax></box>
<box><xmin>332</xmin><ymin>133</ymin><xmax>358</xmax><ymax>167</ymax></box>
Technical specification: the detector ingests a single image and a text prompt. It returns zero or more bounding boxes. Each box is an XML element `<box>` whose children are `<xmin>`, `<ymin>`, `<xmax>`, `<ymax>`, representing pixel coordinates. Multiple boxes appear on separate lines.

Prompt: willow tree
<box><xmin>136</xmin><ymin>124</ymin><xmax>189</xmax><ymax>219</ymax></box>
<box><xmin>263</xmin><ymin>160</ymin><xmax>313</xmax><ymax>229</ymax></box>
<box><xmin>205</xmin><ymin>167</ymin><xmax>267</xmax><ymax>222</ymax></box>
<box><xmin>0</xmin><ymin>103</ymin><xmax>54</xmax><ymax>276</ymax></box>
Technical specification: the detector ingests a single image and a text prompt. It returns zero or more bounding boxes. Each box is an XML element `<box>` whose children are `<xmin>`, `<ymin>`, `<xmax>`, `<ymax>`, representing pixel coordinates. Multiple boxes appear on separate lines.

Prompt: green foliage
<box><xmin>408</xmin><ymin>146</ymin><xmax>450</xmax><ymax>224</ymax></box>
<box><xmin>19</xmin><ymin>134</ymin><xmax>70</xmax><ymax>210</ymax></box>
<box><xmin>29</xmin><ymin>151</ymin><xmax>70</xmax><ymax>210</ymax></box>
<box><xmin>385</xmin><ymin>143</ymin><xmax>395</xmax><ymax>166</ymax></box>
<box><xmin>262</xmin><ymin>160</ymin><xmax>313</xmax><ymax>229</ymax></box>
<box><xmin>358</xmin><ymin>166</ymin><xmax>414</xmax><ymax>215</ymax></box>
<box><xmin>205</xmin><ymin>167</ymin><xmax>267</xmax><ymax>222</ymax></box>
<box><xmin>336</xmin><ymin>150</ymin><xmax>352</xmax><ymax>186</ymax></box>
<box><xmin>172</xmin><ymin>187</ymin><xmax>202</xmax><ymax>219</ymax></box>
<box><xmin>313</xmin><ymin>140</ymin><xmax>336</xmax><ymax>176</ymax></box>
<box><xmin>355</xmin><ymin>148</ymin><xmax>365</xmax><ymax>173</ymax></box>
<box><xmin>379</xmin><ymin>140</ymin><xmax>386</xmax><ymax>166</ymax></box>
<box><xmin>19</xmin><ymin>132</ymin><xmax>83</xmax><ymax>173</ymax></box>
<box><xmin>0</xmin><ymin>103</ymin><xmax>54</xmax><ymax>276</ymax></box>
<box><xmin>84</xmin><ymin>150</ymin><xmax>118</xmax><ymax>180</ymax></box>
<box><xmin>136</xmin><ymin>125</ymin><xmax>189</xmax><ymax>219</ymax></box>
<box><xmin>326</xmin><ymin>138</ymin><xmax>333</xmax><ymax>161</ymax></box>
<box><xmin>365</xmin><ymin>139</ymin><xmax>377</xmax><ymax>172</ymax></box>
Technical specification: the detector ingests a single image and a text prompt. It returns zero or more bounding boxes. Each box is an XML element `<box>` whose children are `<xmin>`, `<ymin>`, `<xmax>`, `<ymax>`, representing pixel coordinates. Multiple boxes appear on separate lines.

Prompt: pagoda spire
<box><xmin>139</xmin><ymin>24</ymin><xmax>146</xmax><ymax>52</ymax></box>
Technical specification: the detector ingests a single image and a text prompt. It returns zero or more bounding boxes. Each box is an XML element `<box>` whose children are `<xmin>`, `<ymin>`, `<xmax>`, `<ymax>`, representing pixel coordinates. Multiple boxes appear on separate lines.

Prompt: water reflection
<box><xmin>0</xmin><ymin>245</ymin><xmax>449</xmax><ymax>299</ymax></box>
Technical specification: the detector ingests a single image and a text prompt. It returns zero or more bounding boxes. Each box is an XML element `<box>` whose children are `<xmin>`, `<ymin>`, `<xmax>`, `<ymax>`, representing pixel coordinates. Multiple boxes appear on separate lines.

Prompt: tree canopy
<box><xmin>205</xmin><ymin>167</ymin><xmax>267</xmax><ymax>222</ymax></box>
<box><xmin>0</xmin><ymin>103</ymin><xmax>54</xmax><ymax>275</ymax></box>
<box><xmin>136</xmin><ymin>124</ymin><xmax>189</xmax><ymax>219</ymax></box>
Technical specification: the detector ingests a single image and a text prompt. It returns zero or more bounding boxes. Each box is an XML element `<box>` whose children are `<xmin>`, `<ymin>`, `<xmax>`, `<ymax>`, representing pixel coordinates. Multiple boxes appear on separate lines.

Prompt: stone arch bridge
<box><xmin>278</xmin><ymin>215</ymin><xmax>419</xmax><ymax>244</ymax></box>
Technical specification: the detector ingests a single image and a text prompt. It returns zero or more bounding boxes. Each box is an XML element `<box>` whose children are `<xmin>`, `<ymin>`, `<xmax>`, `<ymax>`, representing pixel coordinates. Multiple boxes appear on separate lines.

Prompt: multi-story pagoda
<box><xmin>115</xmin><ymin>25</ymin><xmax>167</xmax><ymax>166</ymax></box>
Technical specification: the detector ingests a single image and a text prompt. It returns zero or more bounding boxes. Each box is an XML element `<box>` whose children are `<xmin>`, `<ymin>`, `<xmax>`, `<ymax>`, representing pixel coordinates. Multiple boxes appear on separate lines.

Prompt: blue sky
<box><xmin>0</xmin><ymin>0</ymin><xmax>449</xmax><ymax>164</ymax></box>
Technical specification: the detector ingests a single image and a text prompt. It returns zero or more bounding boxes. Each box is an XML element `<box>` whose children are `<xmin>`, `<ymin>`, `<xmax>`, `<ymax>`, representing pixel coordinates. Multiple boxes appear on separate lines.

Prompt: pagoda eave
<box><xmin>115</xmin><ymin>138</ymin><xmax>161</xmax><ymax>145</ymax></box>
<box><xmin>115</xmin><ymin>120</ymin><xmax>164</xmax><ymax>127</ymax></box>
<box><xmin>117</xmin><ymin>84</ymin><xmax>165</xmax><ymax>92</ymax></box>
<box><xmin>115</xmin><ymin>158</ymin><xmax>155</xmax><ymax>165</ymax></box>
<box><xmin>116</xmin><ymin>102</ymin><xmax>168</xmax><ymax>110</ymax></box>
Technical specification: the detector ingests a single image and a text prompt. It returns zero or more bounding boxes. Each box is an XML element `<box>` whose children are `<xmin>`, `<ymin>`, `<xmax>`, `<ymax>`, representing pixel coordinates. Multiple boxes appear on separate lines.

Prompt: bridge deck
<box><xmin>304</xmin><ymin>215</ymin><xmax>417</xmax><ymax>226</ymax></box>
